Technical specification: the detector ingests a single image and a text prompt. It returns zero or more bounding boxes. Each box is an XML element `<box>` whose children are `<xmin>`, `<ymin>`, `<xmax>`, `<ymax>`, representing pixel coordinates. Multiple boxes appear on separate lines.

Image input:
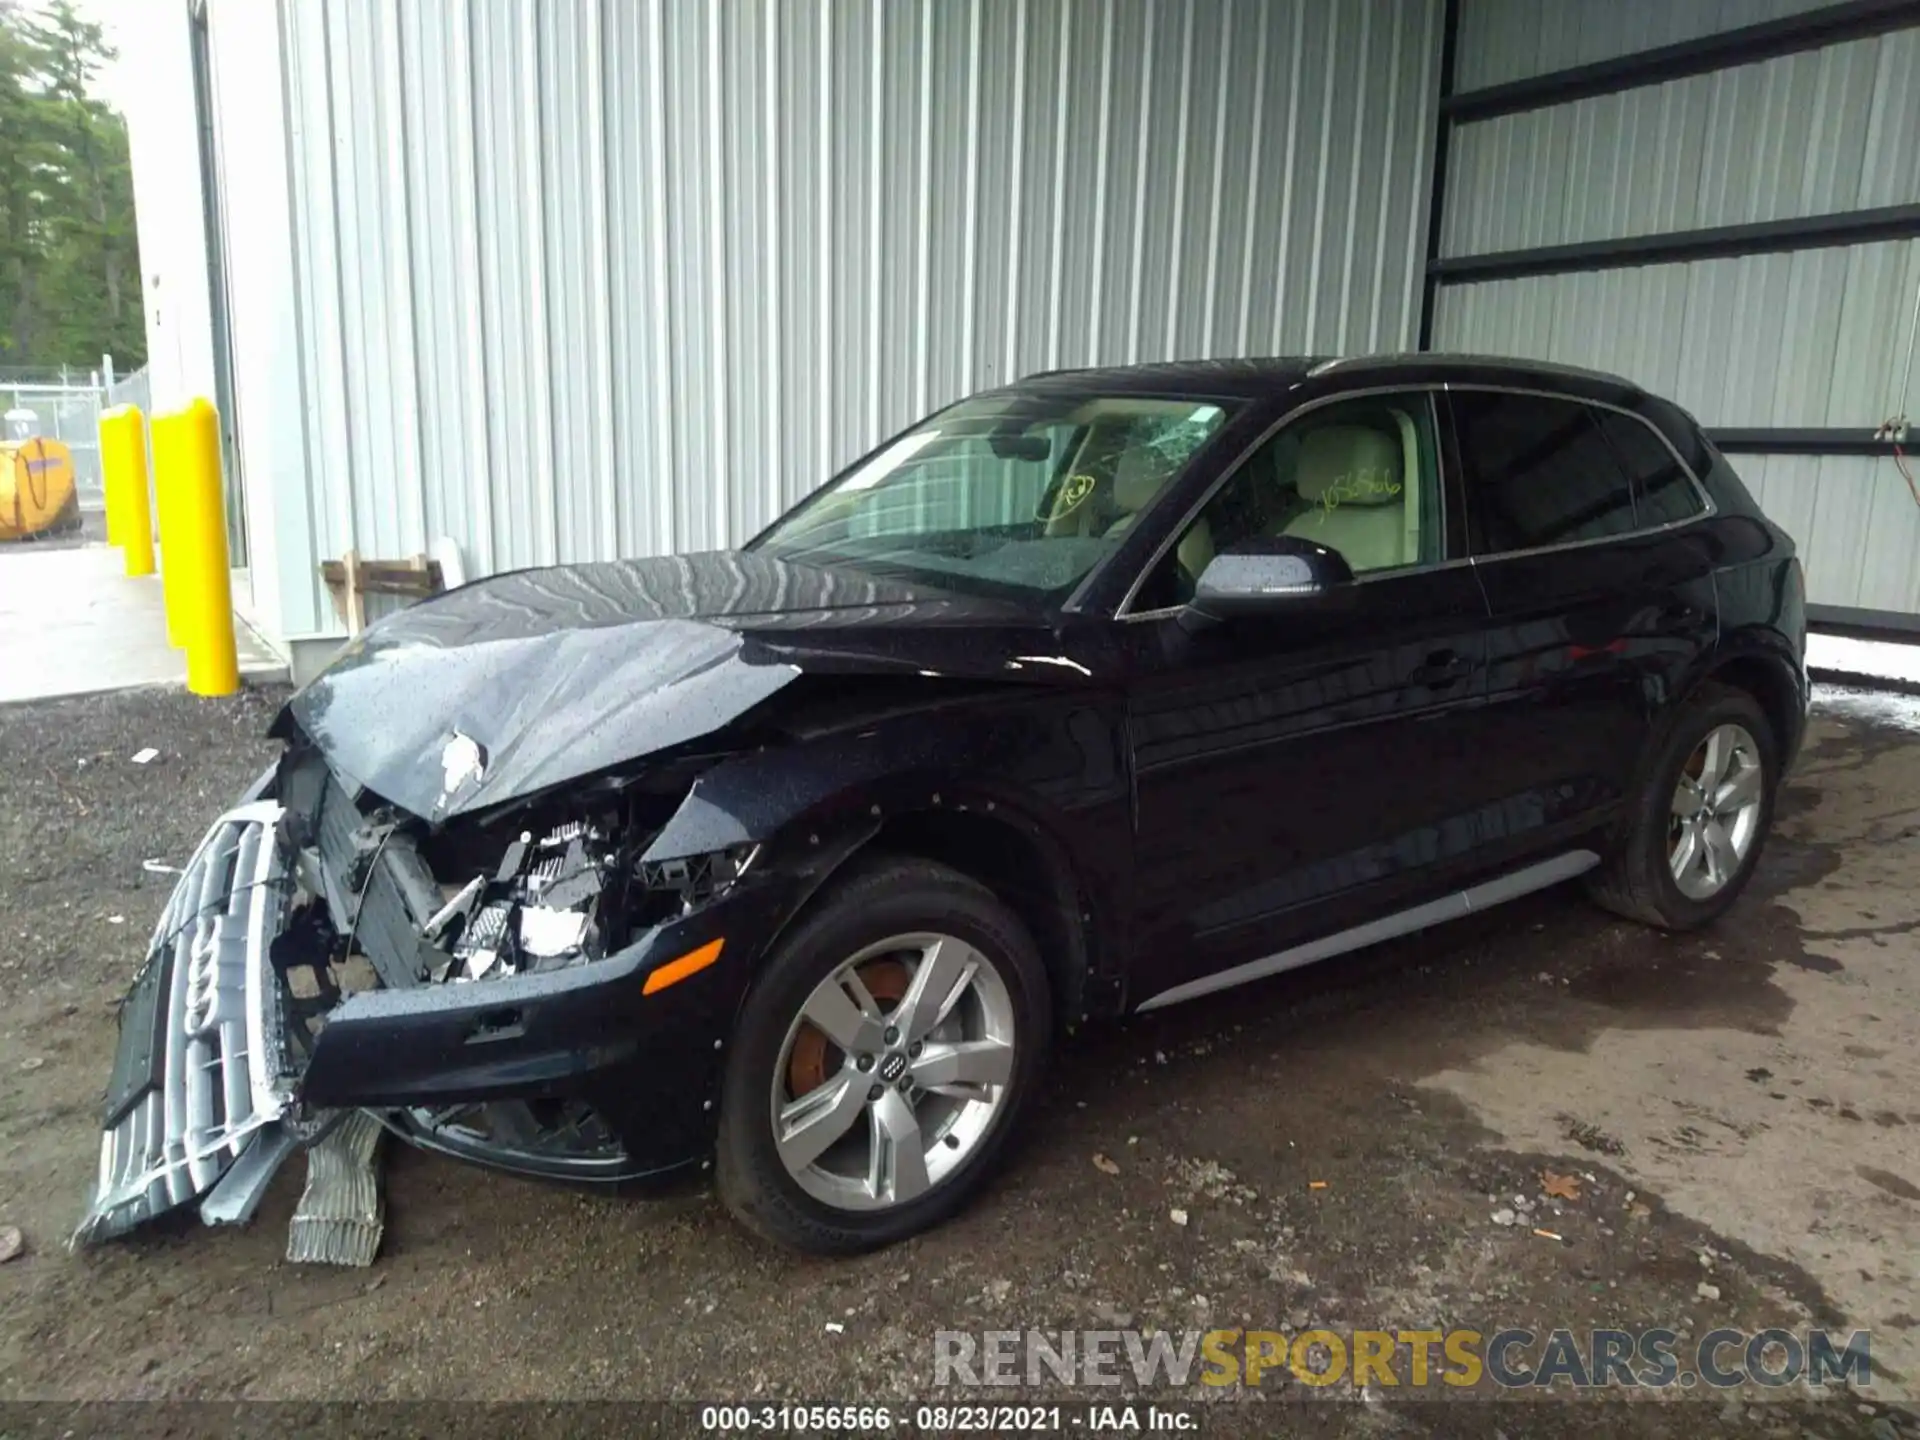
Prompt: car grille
<box><xmin>77</xmin><ymin>802</ymin><xmax>294</xmax><ymax>1243</ymax></box>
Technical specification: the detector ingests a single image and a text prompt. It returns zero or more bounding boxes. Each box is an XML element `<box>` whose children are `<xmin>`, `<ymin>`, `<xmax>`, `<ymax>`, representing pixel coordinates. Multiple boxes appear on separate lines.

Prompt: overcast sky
<box><xmin>68</xmin><ymin>0</ymin><xmax>139</xmax><ymax>116</ymax></box>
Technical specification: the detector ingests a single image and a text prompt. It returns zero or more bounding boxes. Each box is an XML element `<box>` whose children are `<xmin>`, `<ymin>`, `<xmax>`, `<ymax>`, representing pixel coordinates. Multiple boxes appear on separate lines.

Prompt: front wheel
<box><xmin>715</xmin><ymin>857</ymin><xmax>1051</xmax><ymax>1253</ymax></box>
<box><xmin>1588</xmin><ymin>680</ymin><xmax>1778</xmax><ymax>930</ymax></box>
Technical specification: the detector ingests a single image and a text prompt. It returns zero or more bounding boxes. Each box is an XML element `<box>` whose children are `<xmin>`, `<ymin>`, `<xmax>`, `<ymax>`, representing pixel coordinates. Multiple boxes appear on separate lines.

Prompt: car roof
<box><xmin>1011</xmin><ymin>357</ymin><xmax>1325</xmax><ymax>399</ymax></box>
<box><xmin>1013</xmin><ymin>352</ymin><xmax>1647</xmax><ymax>407</ymax></box>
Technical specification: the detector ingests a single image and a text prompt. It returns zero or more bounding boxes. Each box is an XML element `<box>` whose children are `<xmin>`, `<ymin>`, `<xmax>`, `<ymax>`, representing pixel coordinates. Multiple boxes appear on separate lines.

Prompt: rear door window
<box><xmin>1594</xmin><ymin>410</ymin><xmax>1706</xmax><ymax>526</ymax></box>
<box><xmin>1449</xmin><ymin>392</ymin><xmax>1639</xmax><ymax>555</ymax></box>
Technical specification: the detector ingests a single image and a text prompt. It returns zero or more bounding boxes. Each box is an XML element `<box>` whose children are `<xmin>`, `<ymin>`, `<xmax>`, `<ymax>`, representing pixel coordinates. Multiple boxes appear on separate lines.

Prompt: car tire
<box><xmin>715</xmin><ymin>856</ymin><xmax>1051</xmax><ymax>1253</ymax></box>
<box><xmin>1587</xmin><ymin>680</ymin><xmax>1778</xmax><ymax>931</ymax></box>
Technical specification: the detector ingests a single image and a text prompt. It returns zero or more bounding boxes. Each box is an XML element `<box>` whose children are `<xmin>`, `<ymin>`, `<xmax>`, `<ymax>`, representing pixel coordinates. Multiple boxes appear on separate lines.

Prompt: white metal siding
<box><xmin>1736</xmin><ymin>453</ymin><xmax>1920</xmax><ymax>616</ymax></box>
<box><xmin>1442</xmin><ymin>28</ymin><xmax>1920</xmax><ymax>256</ymax></box>
<box><xmin>1432</xmin><ymin>240</ymin><xmax>1920</xmax><ymax>429</ymax></box>
<box><xmin>1453</xmin><ymin>0</ymin><xmax>1844</xmax><ymax>91</ymax></box>
<box><xmin>267</xmin><ymin>0</ymin><xmax>1442</xmax><ymax>639</ymax></box>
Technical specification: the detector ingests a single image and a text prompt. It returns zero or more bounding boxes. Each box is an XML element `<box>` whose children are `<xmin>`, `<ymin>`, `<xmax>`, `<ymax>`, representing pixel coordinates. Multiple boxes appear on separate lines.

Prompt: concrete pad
<box><xmin>1424</xmin><ymin>703</ymin><xmax>1920</xmax><ymax>1389</ymax></box>
<box><xmin>0</xmin><ymin>542</ymin><xmax>285</xmax><ymax>705</ymax></box>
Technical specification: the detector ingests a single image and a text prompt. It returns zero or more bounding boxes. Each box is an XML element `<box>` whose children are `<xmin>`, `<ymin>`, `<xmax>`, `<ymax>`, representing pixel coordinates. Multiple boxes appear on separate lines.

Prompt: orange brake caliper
<box><xmin>786</xmin><ymin>958</ymin><xmax>910</xmax><ymax>1097</ymax></box>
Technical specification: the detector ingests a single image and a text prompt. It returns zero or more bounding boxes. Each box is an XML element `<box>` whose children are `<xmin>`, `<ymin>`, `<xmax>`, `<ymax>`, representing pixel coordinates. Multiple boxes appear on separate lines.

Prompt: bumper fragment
<box><xmin>286</xmin><ymin>1110</ymin><xmax>386</xmax><ymax>1266</ymax></box>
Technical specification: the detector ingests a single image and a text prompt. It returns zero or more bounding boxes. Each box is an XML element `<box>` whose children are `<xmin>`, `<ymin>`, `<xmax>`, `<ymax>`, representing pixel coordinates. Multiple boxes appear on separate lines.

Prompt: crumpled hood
<box><xmin>280</xmin><ymin>551</ymin><xmax>1037</xmax><ymax>819</ymax></box>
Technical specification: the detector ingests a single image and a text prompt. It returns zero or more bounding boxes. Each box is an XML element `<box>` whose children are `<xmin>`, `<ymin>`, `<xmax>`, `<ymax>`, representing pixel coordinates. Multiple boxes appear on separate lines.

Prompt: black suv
<box><xmin>81</xmin><ymin>354</ymin><xmax>1807</xmax><ymax>1254</ymax></box>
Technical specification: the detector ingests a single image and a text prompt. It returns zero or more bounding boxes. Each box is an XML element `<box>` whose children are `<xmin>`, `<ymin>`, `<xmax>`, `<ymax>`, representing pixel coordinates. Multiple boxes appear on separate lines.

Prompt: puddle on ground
<box><xmin>1560</xmin><ymin>939</ymin><xmax>1796</xmax><ymax>1032</ymax></box>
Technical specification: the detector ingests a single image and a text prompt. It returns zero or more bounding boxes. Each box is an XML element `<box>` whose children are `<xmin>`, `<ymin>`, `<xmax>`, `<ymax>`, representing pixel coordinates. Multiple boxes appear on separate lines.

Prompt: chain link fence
<box><xmin>2</xmin><ymin>369</ymin><xmax>119</xmax><ymax>510</ymax></box>
<box><xmin>106</xmin><ymin>366</ymin><xmax>150</xmax><ymax>415</ymax></box>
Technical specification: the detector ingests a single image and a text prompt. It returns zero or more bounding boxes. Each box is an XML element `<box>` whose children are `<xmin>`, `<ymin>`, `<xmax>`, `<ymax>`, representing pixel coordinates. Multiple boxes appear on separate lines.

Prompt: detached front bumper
<box><xmin>77</xmin><ymin>802</ymin><xmax>306</xmax><ymax>1243</ymax></box>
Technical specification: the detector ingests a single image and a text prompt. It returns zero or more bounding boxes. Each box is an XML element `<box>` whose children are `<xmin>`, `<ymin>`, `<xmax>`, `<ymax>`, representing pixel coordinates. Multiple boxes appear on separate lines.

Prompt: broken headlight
<box><xmin>423</xmin><ymin>811</ymin><xmax>757</xmax><ymax>985</ymax></box>
<box><xmin>428</xmin><ymin>818</ymin><xmax>616</xmax><ymax>982</ymax></box>
<box><xmin>632</xmin><ymin>844</ymin><xmax>758</xmax><ymax>927</ymax></box>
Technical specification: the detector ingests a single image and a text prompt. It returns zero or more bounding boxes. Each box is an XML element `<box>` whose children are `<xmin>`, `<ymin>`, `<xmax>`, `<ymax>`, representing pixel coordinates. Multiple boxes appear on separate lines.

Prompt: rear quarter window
<box><xmin>1594</xmin><ymin>410</ymin><xmax>1707</xmax><ymax>526</ymax></box>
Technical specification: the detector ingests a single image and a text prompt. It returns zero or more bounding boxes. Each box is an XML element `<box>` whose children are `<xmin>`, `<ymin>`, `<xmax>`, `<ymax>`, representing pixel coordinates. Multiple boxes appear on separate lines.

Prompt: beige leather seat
<box><xmin>1280</xmin><ymin>424</ymin><xmax>1408</xmax><ymax>572</ymax></box>
<box><xmin>1105</xmin><ymin>446</ymin><xmax>1213</xmax><ymax>580</ymax></box>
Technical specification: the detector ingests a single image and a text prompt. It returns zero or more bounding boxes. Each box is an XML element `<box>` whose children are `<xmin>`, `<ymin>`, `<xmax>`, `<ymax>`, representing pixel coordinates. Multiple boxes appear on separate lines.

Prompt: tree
<box><xmin>0</xmin><ymin>0</ymin><xmax>144</xmax><ymax>372</ymax></box>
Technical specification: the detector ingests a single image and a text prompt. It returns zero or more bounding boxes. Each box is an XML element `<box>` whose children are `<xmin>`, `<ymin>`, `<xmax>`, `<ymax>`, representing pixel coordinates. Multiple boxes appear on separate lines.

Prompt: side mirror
<box><xmin>1184</xmin><ymin>536</ymin><xmax>1356</xmax><ymax>627</ymax></box>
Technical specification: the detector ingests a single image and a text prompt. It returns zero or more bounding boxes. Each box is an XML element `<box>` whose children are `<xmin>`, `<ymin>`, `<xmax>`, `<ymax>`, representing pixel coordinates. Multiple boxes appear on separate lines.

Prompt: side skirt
<box><xmin>1133</xmin><ymin>850</ymin><xmax>1600</xmax><ymax>1014</ymax></box>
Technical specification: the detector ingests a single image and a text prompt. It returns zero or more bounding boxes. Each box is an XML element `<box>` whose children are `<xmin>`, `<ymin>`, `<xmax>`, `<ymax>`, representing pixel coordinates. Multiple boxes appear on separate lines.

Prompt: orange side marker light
<box><xmin>642</xmin><ymin>938</ymin><xmax>725</xmax><ymax>996</ymax></box>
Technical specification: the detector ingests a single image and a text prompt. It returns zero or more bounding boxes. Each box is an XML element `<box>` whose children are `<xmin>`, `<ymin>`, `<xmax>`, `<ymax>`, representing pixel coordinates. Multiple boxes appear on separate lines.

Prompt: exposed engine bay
<box><xmin>76</xmin><ymin>736</ymin><xmax>756</xmax><ymax>1247</ymax></box>
<box><xmin>432</xmin><ymin>817</ymin><xmax>752</xmax><ymax>983</ymax></box>
<box><xmin>419</xmin><ymin>817</ymin><xmax>619</xmax><ymax>983</ymax></box>
<box><xmin>275</xmin><ymin>742</ymin><xmax>749</xmax><ymax>994</ymax></box>
<box><xmin>276</xmin><ymin>743</ymin><xmax>755</xmax><ymax>1143</ymax></box>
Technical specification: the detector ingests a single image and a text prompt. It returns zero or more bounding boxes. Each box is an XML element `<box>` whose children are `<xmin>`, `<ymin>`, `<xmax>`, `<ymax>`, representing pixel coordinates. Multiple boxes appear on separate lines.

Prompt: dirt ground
<box><xmin>2</xmin><ymin>681</ymin><xmax>1917</xmax><ymax>1437</ymax></box>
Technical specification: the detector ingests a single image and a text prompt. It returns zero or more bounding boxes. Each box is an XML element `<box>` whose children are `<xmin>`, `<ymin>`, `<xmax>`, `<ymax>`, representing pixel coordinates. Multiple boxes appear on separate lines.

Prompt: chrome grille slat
<box><xmin>161</xmin><ymin>916</ymin><xmax>192</xmax><ymax>1203</ymax></box>
<box><xmin>75</xmin><ymin>801</ymin><xmax>295</xmax><ymax>1245</ymax></box>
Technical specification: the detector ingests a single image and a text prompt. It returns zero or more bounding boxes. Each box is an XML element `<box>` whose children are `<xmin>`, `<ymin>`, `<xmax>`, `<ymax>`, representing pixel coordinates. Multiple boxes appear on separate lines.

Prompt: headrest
<box><xmin>1294</xmin><ymin>425</ymin><xmax>1403</xmax><ymax>507</ymax></box>
<box><xmin>1112</xmin><ymin>444</ymin><xmax>1178</xmax><ymax>514</ymax></box>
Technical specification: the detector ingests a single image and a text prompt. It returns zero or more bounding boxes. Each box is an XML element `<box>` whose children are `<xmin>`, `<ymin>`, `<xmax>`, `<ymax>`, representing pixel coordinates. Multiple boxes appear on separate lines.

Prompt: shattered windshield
<box><xmin>751</xmin><ymin>392</ymin><xmax>1235</xmax><ymax>599</ymax></box>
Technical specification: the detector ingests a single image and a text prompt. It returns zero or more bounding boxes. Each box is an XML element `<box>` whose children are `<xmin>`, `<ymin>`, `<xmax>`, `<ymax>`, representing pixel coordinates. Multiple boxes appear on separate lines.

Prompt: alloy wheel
<box><xmin>770</xmin><ymin>932</ymin><xmax>1016</xmax><ymax>1212</ymax></box>
<box><xmin>1668</xmin><ymin>722</ymin><xmax>1764</xmax><ymax>900</ymax></box>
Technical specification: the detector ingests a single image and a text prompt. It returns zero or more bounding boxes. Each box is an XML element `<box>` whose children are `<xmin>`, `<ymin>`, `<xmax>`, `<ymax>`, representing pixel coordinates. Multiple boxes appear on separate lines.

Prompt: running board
<box><xmin>1133</xmin><ymin>850</ymin><xmax>1600</xmax><ymax>1013</ymax></box>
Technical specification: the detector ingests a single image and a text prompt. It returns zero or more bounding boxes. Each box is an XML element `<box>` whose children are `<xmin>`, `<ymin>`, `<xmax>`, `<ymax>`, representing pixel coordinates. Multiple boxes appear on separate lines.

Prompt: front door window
<box><xmin>1134</xmin><ymin>393</ymin><xmax>1446</xmax><ymax>611</ymax></box>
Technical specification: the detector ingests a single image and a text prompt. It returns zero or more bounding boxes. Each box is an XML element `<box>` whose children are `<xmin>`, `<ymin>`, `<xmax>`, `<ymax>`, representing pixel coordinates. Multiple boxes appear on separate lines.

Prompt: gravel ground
<box><xmin>1</xmin><ymin>682</ymin><xmax>1916</xmax><ymax>1439</ymax></box>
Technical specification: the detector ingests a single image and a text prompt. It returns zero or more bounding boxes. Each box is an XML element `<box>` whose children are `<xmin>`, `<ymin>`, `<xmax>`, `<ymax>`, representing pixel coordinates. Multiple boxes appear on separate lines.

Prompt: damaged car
<box><xmin>81</xmin><ymin>354</ymin><xmax>1808</xmax><ymax>1253</ymax></box>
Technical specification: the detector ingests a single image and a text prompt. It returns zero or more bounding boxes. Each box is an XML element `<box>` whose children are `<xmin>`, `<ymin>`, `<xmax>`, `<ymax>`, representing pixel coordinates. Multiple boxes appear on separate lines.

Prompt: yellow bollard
<box><xmin>172</xmin><ymin>398</ymin><xmax>239</xmax><ymax>697</ymax></box>
<box><xmin>152</xmin><ymin>410</ymin><xmax>187</xmax><ymax>647</ymax></box>
<box><xmin>99</xmin><ymin>405</ymin><xmax>154</xmax><ymax>576</ymax></box>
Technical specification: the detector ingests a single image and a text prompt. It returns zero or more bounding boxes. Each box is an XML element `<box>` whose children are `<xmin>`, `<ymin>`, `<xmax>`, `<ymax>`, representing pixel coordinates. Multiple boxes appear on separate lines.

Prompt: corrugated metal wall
<box><xmin>1453</xmin><ymin>0</ymin><xmax>1842</xmax><ymax>90</ymax></box>
<box><xmin>267</xmin><ymin>0</ymin><xmax>1442</xmax><ymax>638</ymax></box>
<box><xmin>1433</xmin><ymin>4</ymin><xmax>1920</xmax><ymax>619</ymax></box>
<box><xmin>1736</xmin><ymin>453</ymin><xmax>1920</xmax><ymax>617</ymax></box>
<box><xmin>1433</xmin><ymin>242</ymin><xmax>1920</xmax><ymax>430</ymax></box>
<box><xmin>1443</xmin><ymin>29</ymin><xmax>1920</xmax><ymax>256</ymax></box>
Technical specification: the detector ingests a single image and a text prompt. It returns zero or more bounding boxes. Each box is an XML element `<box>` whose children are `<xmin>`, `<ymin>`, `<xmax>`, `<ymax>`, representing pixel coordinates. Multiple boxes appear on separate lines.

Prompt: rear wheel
<box><xmin>1588</xmin><ymin>681</ymin><xmax>1777</xmax><ymax>930</ymax></box>
<box><xmin>715</xmin><ymin>858</ymin><xmax>1050</xmax><ymax>1252</ymax></box>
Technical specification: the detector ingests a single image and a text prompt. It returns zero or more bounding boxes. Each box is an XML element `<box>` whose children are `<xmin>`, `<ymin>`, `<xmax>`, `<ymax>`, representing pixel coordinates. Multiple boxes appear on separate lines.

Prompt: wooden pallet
<box><xmin>320</xmin><ymin>550</ymin><xmax>444</xmax><ymax>636</ymax></box>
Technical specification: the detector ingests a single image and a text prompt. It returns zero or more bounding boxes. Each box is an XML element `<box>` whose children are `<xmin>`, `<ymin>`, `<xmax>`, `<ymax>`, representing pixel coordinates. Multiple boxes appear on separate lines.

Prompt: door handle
<box><xmin>1412</xmin><ymin>650</ymin><xmax>1471</xmax><ymax>687</ymax></box>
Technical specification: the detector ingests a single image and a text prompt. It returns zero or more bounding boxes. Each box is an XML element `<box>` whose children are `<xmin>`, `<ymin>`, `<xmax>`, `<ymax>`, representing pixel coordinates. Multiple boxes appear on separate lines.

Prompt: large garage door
<box><xmin>1424</xmin><ymin>0</ymin><xmax>1920</xmax><ymax>632</ymax></box>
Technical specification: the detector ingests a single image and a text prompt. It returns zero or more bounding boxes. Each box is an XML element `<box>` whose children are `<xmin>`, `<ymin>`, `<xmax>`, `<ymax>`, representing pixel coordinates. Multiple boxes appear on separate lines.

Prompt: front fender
<box><xmin>639</xmin><ymin>696</ymin><xmax>1133</xmax><ymax>1006</ymax></box>
<box><xmin>640</xmin><ymin>699</ymin><xmax>1122</xmax><ymax>867</ymax></box>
